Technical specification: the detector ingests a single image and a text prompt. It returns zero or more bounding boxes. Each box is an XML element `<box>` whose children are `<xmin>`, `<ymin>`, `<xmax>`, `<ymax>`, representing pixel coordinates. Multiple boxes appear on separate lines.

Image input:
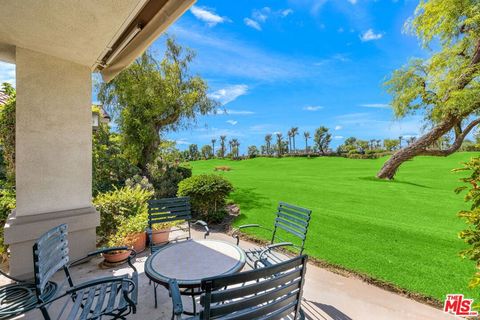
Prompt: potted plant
<box><xmin>103</xmin><ymin>234</ymin><xmax>136</xmax><ymax>264</ymax></box>
<box><xmin>150</xmin><ymin>221</ymin><xmax>177</xmax><ymax>245</ymax></box>
<box><xmin>103</xmin><ymin>213</ymin><xmax>148</xmax><ymax>264</ymax></box>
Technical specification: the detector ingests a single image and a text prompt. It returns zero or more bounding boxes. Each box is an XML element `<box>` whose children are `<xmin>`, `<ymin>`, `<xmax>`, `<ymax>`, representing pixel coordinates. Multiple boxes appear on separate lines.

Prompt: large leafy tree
<box><xmin>377</xmin><ymin>0</ymin><xmax>480</xmax><ymax>179</ymax></box>
<box><xmin>99</xmin><ymin>38</ymin><xmax>217</xmax><ymax>173</ymax></box>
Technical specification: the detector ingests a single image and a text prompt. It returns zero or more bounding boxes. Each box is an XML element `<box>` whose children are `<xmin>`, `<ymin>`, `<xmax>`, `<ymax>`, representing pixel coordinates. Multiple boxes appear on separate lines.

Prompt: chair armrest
<box><xmin>69</xmin><ymin>247</ymin><xmax>137</xmax><ymax>273</ymax></box>
<box><xmin>68</xmin><ymin>277</ymin><xmax>136</xmax><ymax>294</ymax></box>
<box><xmin>232</xmin><ymin>224</ymin><xmax>274</xmax><ymax>245</ymax></box>
<box><xmin>169</xmin><ymin>279</ymin><xmax>183</xmax><ymax>319</ymax></box>
<box><xmin>193</xmin><ymin>220</ymin><xmax>210</xmax><ymax>238</ymax></box>
<box><xmin>258</xmin><ymin>242</ymin><xmax>294</xmax><ymax>261</ymax></box>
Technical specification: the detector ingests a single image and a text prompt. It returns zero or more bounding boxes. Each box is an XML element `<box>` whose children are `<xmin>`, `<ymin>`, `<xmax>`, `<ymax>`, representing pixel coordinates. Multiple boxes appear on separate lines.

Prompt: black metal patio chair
<box><xmin>33</xmin><ymin>224</ymin><xmax>138</xmax><ymax>320</ymax></box>
<box><xmin>232</xmin><ymin>202</ymin><xmax>312</xmax><ymax>269</ymax></box>
<box><xmin>169</xmin><ymin>255</ymin><xmax>308</xmax><ymax>320</ymax></box>
<box><xmin>147</xmin><ymin>197</ymin><xmax>210</xmax><ymax>254</ymax></box>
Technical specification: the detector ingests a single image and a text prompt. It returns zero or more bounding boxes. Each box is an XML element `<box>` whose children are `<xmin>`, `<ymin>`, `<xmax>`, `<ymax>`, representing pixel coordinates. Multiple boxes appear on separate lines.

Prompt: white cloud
<box><xmin>226</xmin><ymin>120</ymin><xmax>238</xmax><ymax>125</ymax></box>
<box><xmin>252</xmin><ymin>7</ymin><xmax>271</xmax><ymax>22</ymax></box>
<box><xmin>190</xmin><ymin>6</ymin><xmax>228</xmax><ymax>27</ymax></box>
<box><xmin>360</xmin><ymin>29</ymin><xmax>384</xmax><ymax>42</ymax></box>
<box><xmin>196</xmin><ymin>127</ymin><xmax>246</xmax><ymax>139</ymax></box>
<box><xmin>334</xmin><ymin>135</ymin><xmax>344</xmax><ymax>140</ymax></box>
<box><xmin>209</xmin><ymin>85</ymin><xmax>248</xmax><ymax>105</ymax></box>
<box><xmin>175</xmin><ymin>139</ymin><xmax>190</xmax><ymax>145</ymax></box>
<box><xmin>216</xmin><ymin>109</ymin><xmax>255</xmax><ymax>115</ymax></box>
<box><xmin>335</xmin><ymin>125</ymin><xmax>343</xmax><ymax>130</ymax></box>
<box><xmin>169</xmin><ymin>24</ymin><xmax>327</xmax><ymax>82</ymax></box>
<box><xmin>244</xmin><ymin>18</ymin><xmax>262</xmax><ymax>30</ymax></box>
<box><xmin>303</xmin><ymin>106</ymin><xmax>323</xmax><ymax>111</ymax></box>
<box><xmin>335</xmin><ymin>112</ymin><xmax>423</xmax><ymax>138</ymax></box>
<box><xmin>0</xmin><ymin>62</ymin><xmax>15</xmax><ymax>86</ymax></box>
<box><xmin>359</xmin><ymin>103</ymin><xmax>390</xmax><ymax>109</ymax></box>
<box><xmin>347</xmin><ymin>0</ymin><xmax>357</xmax><ymax>4</ymax></box>
<box><xmin>281</xmin><ymin>9</ymin><xmax>294</xmax><ymax>17</ymax></box>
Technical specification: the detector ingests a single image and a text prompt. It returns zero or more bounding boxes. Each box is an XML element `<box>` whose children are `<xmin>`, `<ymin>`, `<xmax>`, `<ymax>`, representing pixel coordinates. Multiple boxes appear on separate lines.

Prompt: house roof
<box><xmin>0</xmin><ymin>91</ymin><xmax>9</xmax><ymax>106</ymax></box>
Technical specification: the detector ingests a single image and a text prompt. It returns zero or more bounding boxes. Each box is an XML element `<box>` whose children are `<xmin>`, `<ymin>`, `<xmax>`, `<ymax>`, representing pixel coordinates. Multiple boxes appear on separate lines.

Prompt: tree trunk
<box><xmin>376</xmin><ymin>116</ymin><xmax>459</xmax><ymax>179</ymax></box>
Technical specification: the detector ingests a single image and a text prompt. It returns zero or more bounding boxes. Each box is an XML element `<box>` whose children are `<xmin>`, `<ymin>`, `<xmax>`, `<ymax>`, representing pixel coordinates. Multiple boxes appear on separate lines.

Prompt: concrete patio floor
<box><xmin>12</xmin><ymin>229</ymin><xmax>455</xmax><ymax>320</ymax></box>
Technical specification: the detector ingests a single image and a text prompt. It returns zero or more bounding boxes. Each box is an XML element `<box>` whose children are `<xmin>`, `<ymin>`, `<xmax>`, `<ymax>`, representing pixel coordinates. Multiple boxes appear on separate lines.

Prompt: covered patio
<box><xmin>9</xmin><ymin>229</ymin><xmax>452</xmax><ymax>320</ymax></box>
<box><xmin>0</xmin><ymin>1</ymin><xmax>458</xmax><ymax>319</ymax></box>
<box><xmin>0</xmin><ymin>0</ymin><xmax>194</xmax><ymax>279</ymax></box>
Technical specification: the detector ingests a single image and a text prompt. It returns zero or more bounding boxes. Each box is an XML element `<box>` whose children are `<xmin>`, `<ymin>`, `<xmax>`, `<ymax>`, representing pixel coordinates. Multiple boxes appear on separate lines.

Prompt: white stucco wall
<box><xmin>15</xmin><ymin>47</ymin><xmax>92</xmax><ymax>215</ymax></box>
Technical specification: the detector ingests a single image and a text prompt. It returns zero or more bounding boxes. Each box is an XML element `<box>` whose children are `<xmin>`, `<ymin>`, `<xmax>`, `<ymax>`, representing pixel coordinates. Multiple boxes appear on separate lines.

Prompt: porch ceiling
<box><xmin>0</xmin><ymin>0</ymin><xmax>147</xmax><ymax>67</ymax></box>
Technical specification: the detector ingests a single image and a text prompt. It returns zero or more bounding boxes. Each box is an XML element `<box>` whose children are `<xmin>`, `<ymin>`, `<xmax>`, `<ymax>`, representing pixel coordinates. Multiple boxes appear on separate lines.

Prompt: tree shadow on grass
<box><xmin>229</xmin><ymin>187</ymin><xmax>270</xmax><ymax>212</ymax></box>
<box><xmin>358</xmin><ymin>176</ymin><xmax>431</xmax><ymax>189</ymax></box>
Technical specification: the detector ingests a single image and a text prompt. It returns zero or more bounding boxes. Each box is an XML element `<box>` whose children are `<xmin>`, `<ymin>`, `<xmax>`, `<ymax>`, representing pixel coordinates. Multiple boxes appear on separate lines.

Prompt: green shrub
<box><xmin>177</xmin><ymin>174</ymin><xmax>233</xmax><ymax>223</ymax></box>
<box><xmin>93</xmin><ymin>186</ymin><xmax>153</xmax><ymax>243</ymax></box>
<box><xmin>147</xmin><ymin>157</ymin><xmax>192</xmax><ymax>198</ymax></box>
<box><xmin>455</xmin><ymin>157</ymin><xmax>480</xmax><ymax>288</ymax></box>
<box><xmin>0</xmin><ymin>185</ymin><xmax>15</xmax><ymax>262</ymax></box>
<box><xmin>92</xmin><ymin>124</ymin><xmax>140</xmax><ymax>196</ymax></box>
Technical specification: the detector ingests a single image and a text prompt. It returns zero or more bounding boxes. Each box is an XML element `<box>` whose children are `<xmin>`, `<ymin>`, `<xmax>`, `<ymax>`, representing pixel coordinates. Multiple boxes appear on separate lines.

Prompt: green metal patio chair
<box><xmin>169</xmin><ymin>255</ymin><xmax>308</xmax><ymax>320</ymax></box>
<box><xmin>33</xmin><ymin>224</ymin><xmax>138</xmax><ymax>320</ymax></box>
<box><xmin>232</xmin><ymin>202</ymin><xmax>312</xmax><ymax>269</ymax></box>
<box><xmin>0</xmin><ymin>269</ymin><xmax>57</xmax><ymax>319</ymax></box>
<box><xmin>147</xmin><ymin>197</ymin><xmax>210</xmax><ymax>254</ymax></box>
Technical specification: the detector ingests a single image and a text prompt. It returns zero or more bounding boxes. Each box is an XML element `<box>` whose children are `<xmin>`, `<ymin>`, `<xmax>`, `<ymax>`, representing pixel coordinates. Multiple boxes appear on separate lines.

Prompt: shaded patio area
<box><xmin>6</xmin><ymin>229</ymin><xmax>453</xmax><ymax>320</ymax></box>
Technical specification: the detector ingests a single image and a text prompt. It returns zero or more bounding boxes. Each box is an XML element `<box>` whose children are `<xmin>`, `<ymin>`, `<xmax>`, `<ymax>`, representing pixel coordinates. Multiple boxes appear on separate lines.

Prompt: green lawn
<box><xmin>190</xmin><ymin>152</ymin><xmax>479</xmax><ymax>302</ymax></box>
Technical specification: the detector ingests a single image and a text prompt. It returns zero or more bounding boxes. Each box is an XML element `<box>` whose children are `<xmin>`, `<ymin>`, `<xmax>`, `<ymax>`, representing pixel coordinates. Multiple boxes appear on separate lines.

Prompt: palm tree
<box><xmin>231</xmin><ymin>138</ymin><xmax>239</xmax><ymax>158</ymax></box>
<box><xmin>220</xmin><ymin>135</ymin><xmax>226</xmax><ymax>158</ymax></box>
<box><xmin>265</xmin><ymin>134</ymin><xmax>272</xmax><ymax>155</ymax></box>
<box><xmin>211</xmin><ymin>138</ymin><xmax>216</xmax><ymax>157</ymax></box>
<box><xmin>235</xmin><ymin>140</ymin><xmax>240</xmax><ymax>157</ymax></box>
<box><xmin>303</xmin><ymin>131</ymin><xmax>310</xmax><ymax>153</ymax></box>
<box><xmin>291</xmin><ymin>127</ymin><xmax>299</xmax><ymax>153</ymax></box>
<box><xmin>276</xmin><ymin>132</ymin><xmax>283</xmax><ymax>156</ymax></box>
<box><xmin>228</xmin><ymin>139</ymin><xmax>233</xmax><ymax>155</ymax></box>
<box><xmin>287</xmin><ymin>130</ymin><xmax>292</xmax><ymax>153</ymax></box>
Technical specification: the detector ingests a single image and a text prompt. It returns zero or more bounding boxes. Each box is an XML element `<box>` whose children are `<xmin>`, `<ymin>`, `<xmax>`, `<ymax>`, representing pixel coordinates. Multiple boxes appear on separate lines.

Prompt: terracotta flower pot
<box><xmin>151</xmin><ymin>228</ymin><xmax>171</xmax><ymax>245</ymax></box>
<box><xmin>103</xmin><ymin>250</ymin><xmax>131</xmax><ymax>264</ymax></box>
<box><xmin>131</xmin><ymin>232</ymin><xmax>146</xmax><ymax>253</ymax></box>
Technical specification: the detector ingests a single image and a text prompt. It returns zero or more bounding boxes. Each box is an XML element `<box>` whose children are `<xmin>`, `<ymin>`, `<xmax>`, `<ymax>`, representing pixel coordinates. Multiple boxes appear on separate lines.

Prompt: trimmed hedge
<box><xmin>177</xmin><ymin>174</ymin><xmax>233</xmax><ymax>223</ymax></box>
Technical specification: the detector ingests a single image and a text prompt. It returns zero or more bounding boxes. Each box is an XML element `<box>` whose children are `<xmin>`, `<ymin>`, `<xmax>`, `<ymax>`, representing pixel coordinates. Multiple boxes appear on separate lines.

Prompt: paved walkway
<box><xmin>12</xmin><ymin>229</ymin><xmax>456</xmax><ymax>319</ymax></box>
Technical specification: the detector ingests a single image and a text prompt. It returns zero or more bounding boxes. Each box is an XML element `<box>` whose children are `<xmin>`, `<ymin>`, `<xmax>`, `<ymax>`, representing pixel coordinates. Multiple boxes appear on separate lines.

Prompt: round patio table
<box><xmin>144</xmin><ymin>239</ymin><xmax>246</xmax><ymax>313</ymax></box>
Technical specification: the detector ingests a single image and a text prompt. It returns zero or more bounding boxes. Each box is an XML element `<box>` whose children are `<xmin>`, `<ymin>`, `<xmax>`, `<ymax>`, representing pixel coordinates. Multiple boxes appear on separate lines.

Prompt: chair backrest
<box><xmin>272</xmin><ymin>202</ymin><xmax>312</xmax><ymax>254</ymax></box>
<box><xmin>33</xmin><ymin>224</ymin><xmax>69</xmax><ymax>302</ymax></box>
<box><xmin>200</xmin><ymin>255</ymin><xmax>308</xmax><ymax>320</ymax></box>
<box><xmin>147</xmin><ymin>197</ymin><xmax>192</xmax><ymax>229</ymax></box>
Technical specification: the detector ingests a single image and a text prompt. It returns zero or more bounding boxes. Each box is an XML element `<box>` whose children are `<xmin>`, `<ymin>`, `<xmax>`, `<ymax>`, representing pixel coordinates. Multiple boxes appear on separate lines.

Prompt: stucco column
<box><xmin>4</xmin><ymin>48</ymin><xmax>99</xmax><ymax>278</ymax></box>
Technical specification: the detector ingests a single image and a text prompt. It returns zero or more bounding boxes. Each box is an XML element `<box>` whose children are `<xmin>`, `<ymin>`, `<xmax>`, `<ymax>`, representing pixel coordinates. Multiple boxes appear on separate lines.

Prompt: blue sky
<box><xmin>0</xmin><ymin>0</ymin><xmax>429</xmax><ymax>153</ymax></box>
